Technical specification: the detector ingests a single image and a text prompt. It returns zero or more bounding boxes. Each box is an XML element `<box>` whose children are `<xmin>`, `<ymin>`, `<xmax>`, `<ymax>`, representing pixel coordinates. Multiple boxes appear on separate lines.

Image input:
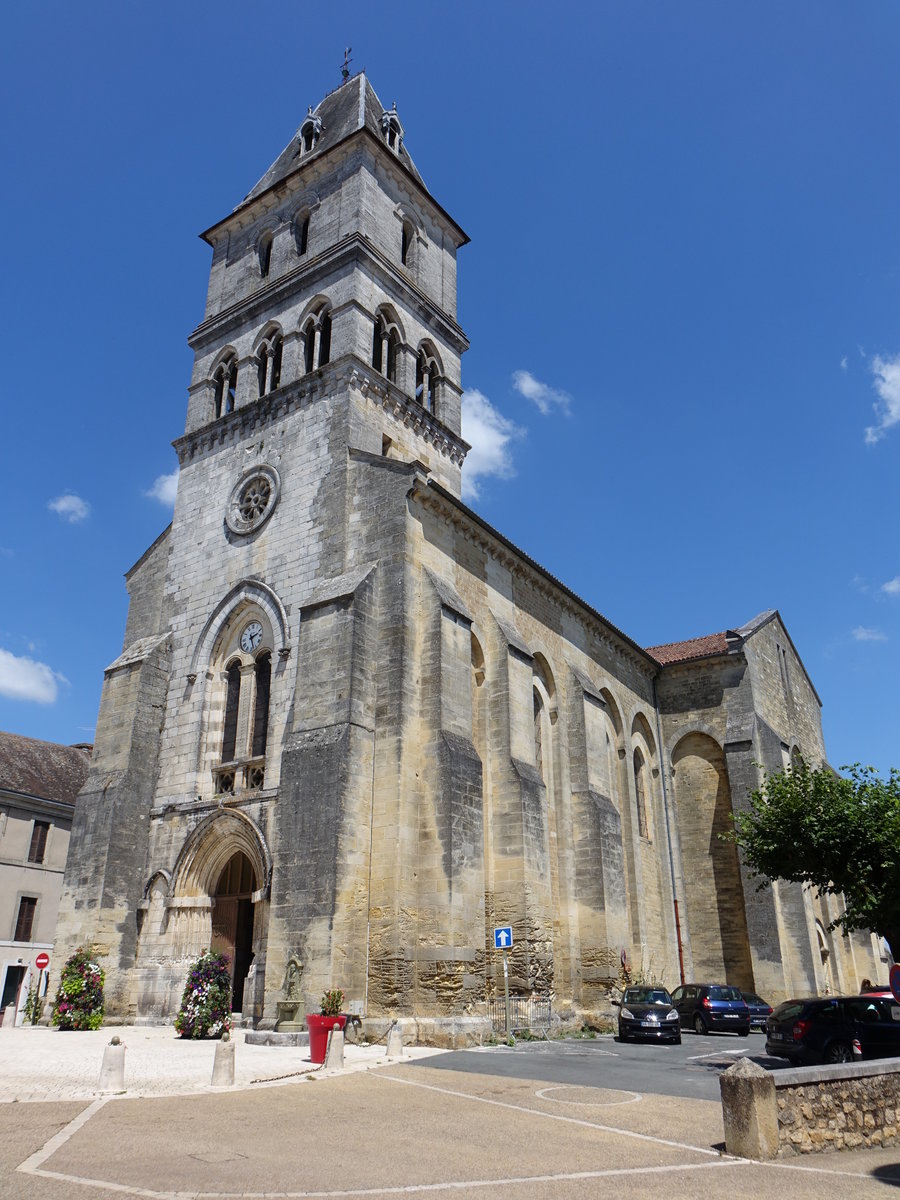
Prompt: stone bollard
<box><xmin>719</xmin><ymin>1056</ymin><xmax>778</xmax><ymax>1160</ymax></box>
<box><xmin>324</xmin><ymin>1027</ymin><xmax>344</xmax><ymax>1069</ymax></box>
<box><xmin>2</xmin><ymin>1004</ymin><xmax>17</xmax><ymax>1029</ymax></box>
<box><xmin>211</xmin><ymin>1033</ymin><xmax>235</xmax><ymax>1085</ymax></box>
<box><xmin>99</xmin><ymin>1036</ymin><xmax>126</xmax><ymax>1092</ymax></box>
<box><xmin>386</xmin><ymin>1021</ymin><xmax>403</xmax><ymax>1059</ymax></box>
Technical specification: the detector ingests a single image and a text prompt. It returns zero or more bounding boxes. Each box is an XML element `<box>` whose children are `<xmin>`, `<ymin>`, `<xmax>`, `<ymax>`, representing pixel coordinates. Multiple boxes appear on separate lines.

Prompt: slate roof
<box><xmin>0</xmin><ymin>732</ymin><xmax>91</xmax><ymax>806</ymax></box>
<box><xmin>238</xmin><ymin>72</ymin><xmax>425</xmax><ymax>211</ymax></box>
<box><xmin>645</xmin><ymin>631</ymin><xmax>731</xmax><ymax>665</ymax></box>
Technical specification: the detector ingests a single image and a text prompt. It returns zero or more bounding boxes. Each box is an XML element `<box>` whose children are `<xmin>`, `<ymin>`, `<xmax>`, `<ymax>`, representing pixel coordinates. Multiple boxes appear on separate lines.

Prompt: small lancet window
<box><xmin>294</xmin><ymin>213</ymin><xmax>310</xmax><ymax>256</ymax></box>
<box><xmin>401</xmin><ymin>221</ymin><xmax>413</xmax><ymax>267</ymax></box>
<box><xmin>259</xmin><ymin>234</ymin><xmax>273</xmax><ymax>278</ymax></box>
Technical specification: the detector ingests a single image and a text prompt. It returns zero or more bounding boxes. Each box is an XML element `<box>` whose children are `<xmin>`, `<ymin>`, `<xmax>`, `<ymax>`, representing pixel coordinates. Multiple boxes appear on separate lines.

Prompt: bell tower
<box><xmin>181</xmin><ymin>70</ymin><xmax>470</xmax><ymax>491</ymax></box>
<box><xmin>54</xmin><ymin>72</ymin><xmax>473</xmax><ymax>1025</ymax></box>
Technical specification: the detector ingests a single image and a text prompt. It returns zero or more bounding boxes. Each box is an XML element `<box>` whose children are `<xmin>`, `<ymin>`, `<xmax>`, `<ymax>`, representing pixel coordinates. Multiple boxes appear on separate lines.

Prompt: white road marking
<box><xmin>534</xmin><ymin>1084</ymin><xmax>642</xmax><ymax>1107</ymax></box>
<box><xmin>376</xmin><ymin>1072</ymin><xmax>725</xmax><ymax>1156</ymax></box>
<box><xmin>685</xmin><ymin>1048</ymin><xmax>752</xmax><ymax>1061</ymax></box>
<box><xmin>16</xmin><ymin>1097</ymin><xmax>109</xmax><ymax>1173</ymax></box>
<box><xmin>21</xmin><ymin>1158</ymin><xmax>751</xmax><ymax>1199</ymax></box>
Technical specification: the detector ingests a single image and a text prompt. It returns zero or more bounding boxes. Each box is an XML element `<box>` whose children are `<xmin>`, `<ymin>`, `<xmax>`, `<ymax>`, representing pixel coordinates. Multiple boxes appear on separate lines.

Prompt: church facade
<box><xmin>55</xmin><ymin>72</ymin><xmax>882</xmax><ymax>1037</ymax></box>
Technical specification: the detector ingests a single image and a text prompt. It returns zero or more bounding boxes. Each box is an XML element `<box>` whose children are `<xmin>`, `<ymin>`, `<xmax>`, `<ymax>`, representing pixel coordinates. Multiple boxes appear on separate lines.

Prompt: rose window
<box><xmin>238</xmin><ymin>477</ymin><xmax>272</xmax><ymax>522</ymax></box>
<box><xmin>225</xmin><ymin>465</ymin><xmax>280</xmax><ymax>535</ymax></box>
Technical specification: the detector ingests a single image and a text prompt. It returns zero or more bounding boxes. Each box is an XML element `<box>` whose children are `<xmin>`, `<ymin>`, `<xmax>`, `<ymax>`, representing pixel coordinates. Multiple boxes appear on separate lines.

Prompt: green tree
<box><xmin>730</xmin><ymin>758</ymin><xmax>900</xmax><ymax>958</ymax></box>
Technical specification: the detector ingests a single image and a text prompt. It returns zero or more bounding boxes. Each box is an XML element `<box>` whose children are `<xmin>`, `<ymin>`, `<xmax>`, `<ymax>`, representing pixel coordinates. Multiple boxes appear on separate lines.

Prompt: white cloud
<box><xmin>865</xmin><ymin>353</ymin><xmax>900</xmax><ymax>445</ymax></box>
<box><xmin>512</xmin><ymin>370</ymin><xmax>572</xmax><ymax>415</ymax></box>
<box><xmin>881</xmin><ymin>577</ymin><xmax>900</xmax><ymax>597</ymax></box>
<box><xmin>0</xmin><ymin>648</ymin><xmax>67</xmax><ymax>703</ymax></box>
<box><xmin>460</xmin><ymin>389</ymin><xmax>523</xmax><ymax>502</ymax></box>
<box><xmin>840</xmin><ymin>356</ymin><xmax>848</xmax><ymax>371</ymax></box>
<box><xmin>852</xmin><ymin>626</ymin><xmax>888</xmax><ymax>642</ymax></box>
<box><xmin>144</xmin><ymin>469</ymin><xmax>179</xmax><ymax>506</ymax></box>
<box><xmin>48</xmin><ymin>493</ymin><xmax>90</xmax><ymax>523</ymax></box>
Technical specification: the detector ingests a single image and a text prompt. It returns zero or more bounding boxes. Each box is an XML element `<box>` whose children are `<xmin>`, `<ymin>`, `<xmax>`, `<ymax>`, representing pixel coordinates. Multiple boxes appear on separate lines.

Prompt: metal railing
<box><xmin>487</xmin><ymin>994</ymin><xmax>552</xmax><ymax>1035</ymax></box>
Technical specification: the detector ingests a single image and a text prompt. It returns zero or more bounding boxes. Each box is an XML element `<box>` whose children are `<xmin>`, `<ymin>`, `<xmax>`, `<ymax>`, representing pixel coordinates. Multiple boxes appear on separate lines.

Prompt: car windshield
<box><xmin>743</xmin><ymin>993</ymin><xmax>764</xmax><ymax>1005</ymax></box>
<box><xmin>623</xmin><ymin>988</ymin><xmax>673</xmax><ymax>1005</ymax></box>
<box><xmin>706</xmin><ymin>986</ymin><xmax>743</xmax><ymax>1001</ymax></box>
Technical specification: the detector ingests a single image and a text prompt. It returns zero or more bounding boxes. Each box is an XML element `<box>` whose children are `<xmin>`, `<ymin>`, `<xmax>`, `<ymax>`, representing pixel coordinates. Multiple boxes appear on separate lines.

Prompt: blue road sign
<box><xmin>890</xmin><ymin>963</ymin><xmax>900</xmax><ymax>1004</ymax></box>
<box><xmin>494</xmin><ymin>926</ymin><xmax>513</xmax><ymax>949</ymax></box>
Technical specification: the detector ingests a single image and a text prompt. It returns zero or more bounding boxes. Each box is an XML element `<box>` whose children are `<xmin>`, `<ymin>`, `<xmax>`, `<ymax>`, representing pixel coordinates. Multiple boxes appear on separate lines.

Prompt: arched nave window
<box><xmin>633</xmin><ymin>748</ymin><xmax>650</xmax><ymax>839</ymax></box>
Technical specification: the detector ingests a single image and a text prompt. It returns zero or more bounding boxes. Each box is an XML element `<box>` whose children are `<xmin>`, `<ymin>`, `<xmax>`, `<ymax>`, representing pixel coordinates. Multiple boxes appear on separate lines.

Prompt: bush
<box><xmin>51</xmin><ymin>947</ymin><xmax>105</xmax><ymax>1030</ymax></box>
<box><xmin>174</xmin><ymin>951</ymin><xmax>232</xmax><ymax>1039</ymax></box>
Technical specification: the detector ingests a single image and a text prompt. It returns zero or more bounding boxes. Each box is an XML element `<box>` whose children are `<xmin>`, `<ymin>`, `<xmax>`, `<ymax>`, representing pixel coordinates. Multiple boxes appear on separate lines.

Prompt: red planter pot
<box><xmin>306</xmin><ymin>1013</ymin><xmax>347</xmax><ymax>1063</ymax></box>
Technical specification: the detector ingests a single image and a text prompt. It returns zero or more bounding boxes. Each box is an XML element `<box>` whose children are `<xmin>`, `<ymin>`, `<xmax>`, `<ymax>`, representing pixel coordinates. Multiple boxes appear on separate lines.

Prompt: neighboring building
<box><xmin>0</xmin><ymin>732</ymin><xmax>90</xmax><ymax>1022</ymax></box>
<box><xmin>54</xmin><ymin>71</ymin><xmax>883</xmax><ymax>1039</ymax></box>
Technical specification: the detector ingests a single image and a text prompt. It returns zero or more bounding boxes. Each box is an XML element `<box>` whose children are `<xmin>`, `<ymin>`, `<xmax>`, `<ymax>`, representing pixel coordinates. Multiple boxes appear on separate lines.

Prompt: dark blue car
<box><xmin>670</xmin><ymin>983</ymin><xmax>751</xmax><ymax>1036</ymax></box>
<box><xmin>741</xmin><ymin>990</ymin><xmax>773</xmax><ymax>1031</ymax></box>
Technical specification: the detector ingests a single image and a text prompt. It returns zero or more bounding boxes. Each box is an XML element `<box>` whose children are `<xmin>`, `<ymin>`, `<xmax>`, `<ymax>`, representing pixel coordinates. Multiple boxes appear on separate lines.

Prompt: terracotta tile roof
<box><xmin>0</xmin><ymin>731</ymin><xmax>91</xmax><ymax>806</ymax></box>
<box><xmin>645</xmin><ymin>631</ymin><xmax>731</xmax><ymax>666</ymax></box>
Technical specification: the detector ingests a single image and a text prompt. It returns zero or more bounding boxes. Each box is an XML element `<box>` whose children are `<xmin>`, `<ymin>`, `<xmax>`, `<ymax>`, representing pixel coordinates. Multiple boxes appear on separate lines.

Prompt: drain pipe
<box><xmin>363</xmin><ymin>720</ymin><xmax>377</xmax><ymax>1018</ymax></box>
<box><xmin>653</xmin><ymin>676</ymin><xmax>686</xmax><ymax>985</ymax></box>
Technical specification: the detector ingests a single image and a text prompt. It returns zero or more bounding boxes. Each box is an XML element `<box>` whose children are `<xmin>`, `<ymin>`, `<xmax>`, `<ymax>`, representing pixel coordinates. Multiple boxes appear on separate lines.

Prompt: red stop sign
<box><xmin>35</xmin><ymin>952</ymin><xmax>49</xmax><ymax>970</ymax></box>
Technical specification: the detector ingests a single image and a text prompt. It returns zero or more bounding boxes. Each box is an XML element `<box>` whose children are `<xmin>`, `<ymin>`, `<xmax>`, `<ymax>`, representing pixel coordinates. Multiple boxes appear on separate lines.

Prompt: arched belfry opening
<box><xmin>211</xmin><ymin>851</ymin><xmax>257</xmax><ymax>1013</ymax></box>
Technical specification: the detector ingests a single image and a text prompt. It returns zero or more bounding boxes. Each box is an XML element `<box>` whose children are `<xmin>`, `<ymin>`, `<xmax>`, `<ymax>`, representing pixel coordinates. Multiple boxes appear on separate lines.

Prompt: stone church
<box><xmin>55</xmin><ymin>71</ymin><xmax>882</xmax><ymax>1038</ymax></box>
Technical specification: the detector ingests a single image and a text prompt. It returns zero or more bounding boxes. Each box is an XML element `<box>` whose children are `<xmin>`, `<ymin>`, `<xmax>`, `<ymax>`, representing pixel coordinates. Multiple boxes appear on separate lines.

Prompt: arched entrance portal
<box><xmin>211</xmin><ymin>851</ymin><xmax>257</xmax><ymax>1012</ymax></box>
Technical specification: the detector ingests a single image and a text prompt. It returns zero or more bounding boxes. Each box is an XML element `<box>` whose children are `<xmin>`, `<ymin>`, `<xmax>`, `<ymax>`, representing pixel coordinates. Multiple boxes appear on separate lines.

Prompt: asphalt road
<box><xmin>411</xmin><ymin>1030</ymin><xmax>792</xmax><ymax>1102</ymax></box>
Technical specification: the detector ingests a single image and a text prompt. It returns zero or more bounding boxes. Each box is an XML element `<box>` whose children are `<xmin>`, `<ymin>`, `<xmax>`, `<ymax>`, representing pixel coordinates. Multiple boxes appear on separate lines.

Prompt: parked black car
<box><xmin>741</xmin><ymin>991</ymin><xmax>773</xmax><ymax>1031</ymax></box>
<box><xmin>670</xmin><ymin>983</ymin><xmax>751</xmax><ymax>1035</ymax></box>
<box><xmin>766</xmin><ymin>995</ymin><xmax>900</xmax><ymax>1065</ymax></box>
<box><xmin>613</xmin><ymin>987</ymin><xmax>681</xmax><ymax>1044</ymax></box>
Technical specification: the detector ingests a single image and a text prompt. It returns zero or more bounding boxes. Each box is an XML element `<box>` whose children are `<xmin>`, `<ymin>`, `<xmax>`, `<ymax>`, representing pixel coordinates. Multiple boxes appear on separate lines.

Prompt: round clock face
<box><xmin>240</xmin><ymin>621</ymin><xmax>263</xmax><ymax>653</ymax></box>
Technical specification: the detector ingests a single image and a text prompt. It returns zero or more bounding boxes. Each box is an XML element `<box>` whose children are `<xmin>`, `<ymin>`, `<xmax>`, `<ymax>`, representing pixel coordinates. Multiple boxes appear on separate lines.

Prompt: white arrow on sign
<box><xmin>495</xmin><ymin>927</ymin><xmax>512</xmax><ymax>948</ymax></box>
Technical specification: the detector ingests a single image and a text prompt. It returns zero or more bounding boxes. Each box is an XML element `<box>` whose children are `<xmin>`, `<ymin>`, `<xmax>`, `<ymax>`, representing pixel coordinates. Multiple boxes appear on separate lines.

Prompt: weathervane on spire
<box><xmin>341</xmin><ymin>47</ymin><xmax>352</xmax><ymax>81</ymax></box>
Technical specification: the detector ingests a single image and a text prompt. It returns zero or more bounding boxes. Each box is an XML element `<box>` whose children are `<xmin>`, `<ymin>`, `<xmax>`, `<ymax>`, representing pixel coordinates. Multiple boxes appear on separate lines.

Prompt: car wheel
<box><xmin>693</xmin><ymin>1014</ymin><xmax>706</xmax><ymax>1036</ymax></box>
<box><xmin>824</xmin><ymin>1041</ymin><xmax>853</xmax><ymax>1064</ymax></box>
<box><xmin>673</xmin><ymin>1035</ymin><xmax>682</xmax><ymax>1045</ymax></box>
<box><xmin>739</xmin><ymin>1028</ymin><xmax>750</xmax><ymax>1037</ymax></box>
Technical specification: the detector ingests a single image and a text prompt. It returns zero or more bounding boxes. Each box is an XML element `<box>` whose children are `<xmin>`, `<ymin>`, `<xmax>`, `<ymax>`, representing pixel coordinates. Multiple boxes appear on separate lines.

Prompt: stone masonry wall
<box><xmin>776</xmin><ymin>1063</ymin><xmax>900</xmax><ymax>1155</ymax></box>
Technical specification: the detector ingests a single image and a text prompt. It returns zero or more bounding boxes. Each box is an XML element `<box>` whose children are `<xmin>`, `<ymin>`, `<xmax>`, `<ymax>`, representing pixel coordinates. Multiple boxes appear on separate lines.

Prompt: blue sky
<box><xmin>2</xmin><ymin>1</ymin><xmax>899</xmax><ymax>775</ymax></box>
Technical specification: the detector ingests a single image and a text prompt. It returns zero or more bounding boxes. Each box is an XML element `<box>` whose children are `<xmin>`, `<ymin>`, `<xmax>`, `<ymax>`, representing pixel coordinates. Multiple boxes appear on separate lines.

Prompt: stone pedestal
<box><xmin>99</xmin><ymin>1040</ymin><xmax>126</xmax><ymax>1092</ymax></box>
<box><xmin>719</xmin><ymin>1057</ymin><xmax>778</xmax><ymax>1160</ymax></box>
<box><xmin>211</xmin><ymin>1036</ymin><xmax>235</xmax><ymax>1085</ymax></box>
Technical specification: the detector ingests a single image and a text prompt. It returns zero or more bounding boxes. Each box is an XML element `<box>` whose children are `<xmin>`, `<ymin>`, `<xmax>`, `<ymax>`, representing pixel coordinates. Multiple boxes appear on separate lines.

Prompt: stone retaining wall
<box><xmin>775</xmin><ymin>1059</ymin><xmax>900</xmax><ymax>1155</ymax></box>
<box><xmin>720</xmin><ymin>1055</ymin><xmax>900</xmax><ymax>1158</ymax></box>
